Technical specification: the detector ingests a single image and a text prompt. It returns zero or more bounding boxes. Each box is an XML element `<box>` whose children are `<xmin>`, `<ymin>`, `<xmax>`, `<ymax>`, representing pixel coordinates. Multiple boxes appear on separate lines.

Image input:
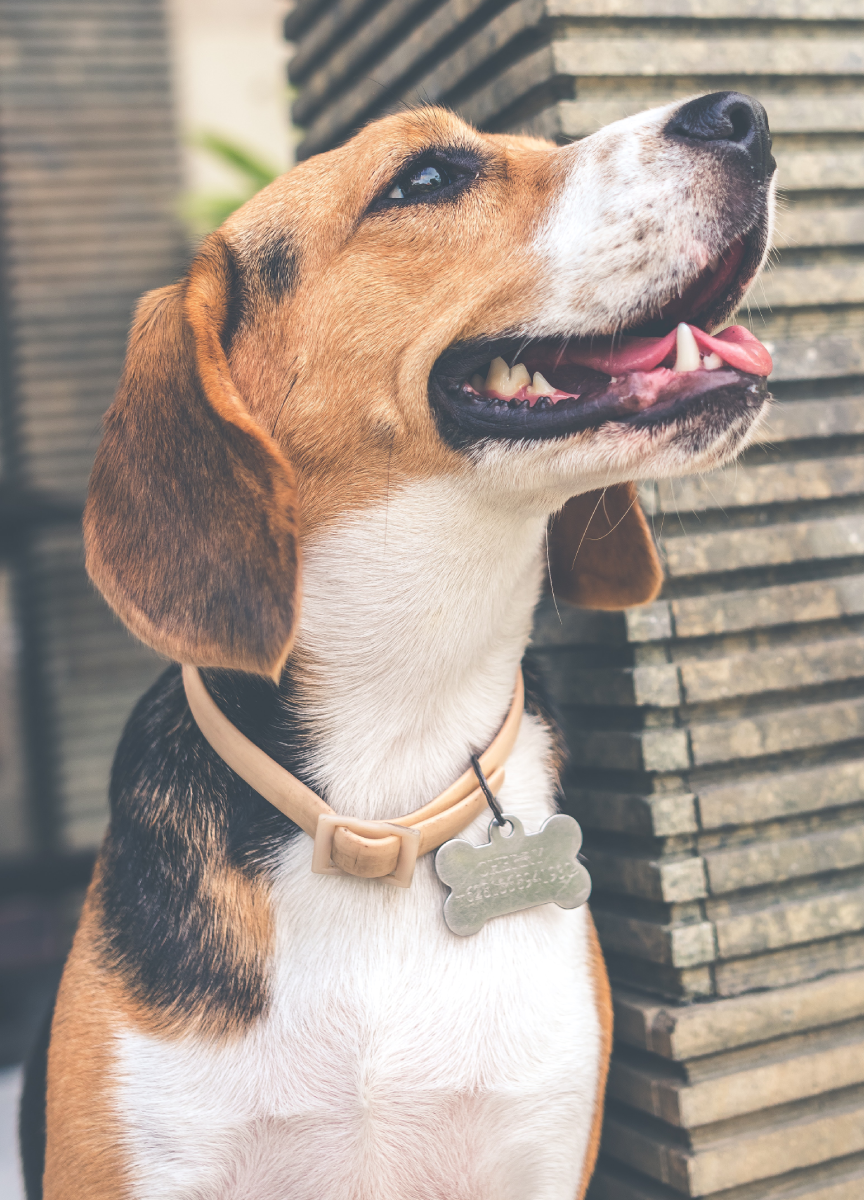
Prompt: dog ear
<box><xmin>547</xmin><ymin>483</ymin><xmax>662</xmax><ymax>610</ymax></box>
<box><xmin>84</xmin><ymin>234</ymin><xmax>300</xmax><ymax>680</ymax></box>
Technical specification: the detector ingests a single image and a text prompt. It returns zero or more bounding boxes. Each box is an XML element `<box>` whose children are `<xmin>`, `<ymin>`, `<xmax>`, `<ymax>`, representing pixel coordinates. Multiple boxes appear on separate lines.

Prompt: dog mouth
<box><xmin>430</xmin><ymin>236</ymin><xmax>772</xmax><ymax>442</ymax></box>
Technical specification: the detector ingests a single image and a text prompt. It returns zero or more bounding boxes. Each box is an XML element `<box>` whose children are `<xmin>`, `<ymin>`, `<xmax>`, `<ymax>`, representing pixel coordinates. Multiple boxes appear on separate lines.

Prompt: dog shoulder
<box><xmin>94</xmin><ymin>664</ymin><xmax>308</xmax><ymax>1038</ymax></box>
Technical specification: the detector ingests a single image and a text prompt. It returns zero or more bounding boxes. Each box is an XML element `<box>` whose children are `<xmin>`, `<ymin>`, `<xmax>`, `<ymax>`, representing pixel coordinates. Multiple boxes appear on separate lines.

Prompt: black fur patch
<box><xmin>96</xmin><ymin>664</ymin><xmax>310</xmax><ymax>1030</ymax></box>
<box><xmin>257</xmin><ymin>232</ymin><xmax>299</xmax><ymax>297</ymax></box>
<box><xmin>220</xmin><ymin>240</ymin><xmax>251</xmax><ymax>349</ymax></box>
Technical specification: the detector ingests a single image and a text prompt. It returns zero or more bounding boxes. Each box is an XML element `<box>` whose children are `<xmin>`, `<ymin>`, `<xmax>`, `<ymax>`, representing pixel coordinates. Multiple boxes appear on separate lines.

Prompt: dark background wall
<box><xmin>0</xmin><ymin>0</ymin><xmax>181</xmax><ymax>1065</ymax></box>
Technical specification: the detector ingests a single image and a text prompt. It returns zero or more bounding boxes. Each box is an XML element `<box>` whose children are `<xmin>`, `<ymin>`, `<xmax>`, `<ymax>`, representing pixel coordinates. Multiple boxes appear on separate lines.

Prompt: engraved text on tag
<box><xmin>435</xmin><ymin>813</ymin><xmax>591</xmax><ymax>936</ymax></box>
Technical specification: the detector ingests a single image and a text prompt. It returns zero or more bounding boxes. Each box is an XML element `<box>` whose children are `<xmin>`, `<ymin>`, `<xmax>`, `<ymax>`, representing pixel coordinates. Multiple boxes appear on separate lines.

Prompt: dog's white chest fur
<box><xmin>114</xmin><ymin>479</ymin><xmax>604</xmax><ymax>1200</ymax></box>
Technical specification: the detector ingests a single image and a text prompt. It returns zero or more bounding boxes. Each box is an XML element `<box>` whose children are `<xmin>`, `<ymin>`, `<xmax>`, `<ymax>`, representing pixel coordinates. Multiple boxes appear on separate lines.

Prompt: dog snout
<box><xmin>665</xmin><ymin>91</ymin><xmax>775</xmax><ymax>182</ymax></box>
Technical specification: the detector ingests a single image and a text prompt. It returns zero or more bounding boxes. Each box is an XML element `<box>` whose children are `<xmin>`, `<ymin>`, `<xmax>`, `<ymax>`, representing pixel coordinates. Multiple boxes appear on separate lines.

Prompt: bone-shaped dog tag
<box><xmin>435</xmin><ymin>813</ymin><xmax>591</xmax><ymax>936</ymax></box>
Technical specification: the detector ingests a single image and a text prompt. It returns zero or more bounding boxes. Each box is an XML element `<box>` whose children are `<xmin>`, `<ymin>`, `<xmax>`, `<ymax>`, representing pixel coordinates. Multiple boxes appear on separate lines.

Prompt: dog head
<box><xmin>84</xmin><ymin>94</ymin><xmax>776</xmax><ymax>678</ymax></box>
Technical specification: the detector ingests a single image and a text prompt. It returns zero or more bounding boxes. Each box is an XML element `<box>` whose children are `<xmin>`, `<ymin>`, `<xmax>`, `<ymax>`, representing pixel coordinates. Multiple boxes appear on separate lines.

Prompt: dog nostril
<box><xmin>666</xmin><ymin>91</ymin><xmax>775</xmax><ymax>182</ymax></box>
<box><xmin>726</xmin><ymin>103</ymin><xmax>754</xmax><ymax>144</ymax></box>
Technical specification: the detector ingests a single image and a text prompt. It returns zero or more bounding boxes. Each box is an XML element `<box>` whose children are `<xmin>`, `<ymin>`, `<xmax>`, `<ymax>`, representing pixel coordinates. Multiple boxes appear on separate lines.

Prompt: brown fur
<box><xmin>84</xmin><ymin>108</ymin><xmax>661</xmax><ymax>679</ymax></box>
<box><xmin>548</xmin><ymin>483</ymin><xmax>663</xmax><ymax>610</ymax></box>
<box><xmin>44</xmin><ymin>894</ymin><xmax>130</xmax><ymax>1200</ymax></box>
<box><xmin>576</xmin><ymin>913</ymin><xmax>613</xmax><ymax>1200</ymax></box>
<box><xmin>84</xmin><ymin>239</ymin><xmax>301</xmax><ymax>678</ymax></box>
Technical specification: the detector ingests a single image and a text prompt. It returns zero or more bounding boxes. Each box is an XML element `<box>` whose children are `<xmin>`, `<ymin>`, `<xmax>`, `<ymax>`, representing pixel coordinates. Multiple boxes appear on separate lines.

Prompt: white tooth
<box><xmin>485</xmin><ymin>357</ymin><xmax>515</xmax><ymax>395</ymax></box>
<box><xmin>673</xmin><ymin>322</ymin><xmax>701</xmax><ymax>373</ymax></box>
<box><xmin>702</xmin><ymin>352</ymin><xmax>723</xmax><ymax>371</ymax></box>
<box><xmin>707</xmin><ymin>253</ymin><xmax>721</xmax><ymax>272</ymax></box>
<box><xmin>509</xmin><ymin>363</ymin><xmax>531</xmax><ymax>391</ymax></box>
<box><xmin>528</xmin><ymin>370</ymin><xmax>554</xmax><ymax>396</ymax></box>
<box><xmin>470</xmin><ymin>373</ymin><xmax>485</xmax><ymax>392</ymax></box>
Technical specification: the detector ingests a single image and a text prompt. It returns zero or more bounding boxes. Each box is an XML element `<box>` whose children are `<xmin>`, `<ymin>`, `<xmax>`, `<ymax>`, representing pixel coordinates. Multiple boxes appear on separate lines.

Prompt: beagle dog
<box><xmin>24</xmin><ymin>92</ymin><xmax>775</xmax><ymax>1199</ymax></box>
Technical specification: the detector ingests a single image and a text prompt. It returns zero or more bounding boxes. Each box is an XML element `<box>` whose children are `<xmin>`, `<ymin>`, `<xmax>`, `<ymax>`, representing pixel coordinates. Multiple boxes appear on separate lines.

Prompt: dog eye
<box><xmin>387</xmin><ymin>162</ymin><xmax>451</xmax><ymax>200</ymax></box>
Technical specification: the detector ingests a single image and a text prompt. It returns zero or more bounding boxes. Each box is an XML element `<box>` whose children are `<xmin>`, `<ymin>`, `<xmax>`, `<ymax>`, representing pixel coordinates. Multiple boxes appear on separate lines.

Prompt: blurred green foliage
<box><xmin>183</xmin><ymin>132</ymin><xmax>280</xmax><ymax>237</ymax></box>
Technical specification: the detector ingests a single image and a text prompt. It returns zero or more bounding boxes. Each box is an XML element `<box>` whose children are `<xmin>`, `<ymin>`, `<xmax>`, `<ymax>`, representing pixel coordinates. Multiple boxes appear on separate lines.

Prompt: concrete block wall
<box><xmin>287</xmin><ymin>2</ymin><xmax>864</xmax><ymax>1197</ymax></box>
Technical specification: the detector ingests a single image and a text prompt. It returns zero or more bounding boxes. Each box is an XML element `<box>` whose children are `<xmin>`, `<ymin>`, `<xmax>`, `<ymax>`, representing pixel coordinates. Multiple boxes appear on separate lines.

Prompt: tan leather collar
<box><xmin>182</xmin><ymin>665</ymin><xmax>524</xmax><ymax>888</ymax></box>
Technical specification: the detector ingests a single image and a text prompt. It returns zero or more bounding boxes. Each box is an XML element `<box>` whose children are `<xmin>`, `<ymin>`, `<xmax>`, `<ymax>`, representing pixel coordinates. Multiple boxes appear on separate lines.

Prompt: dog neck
<box><xmin>288</xmin><ymin>475</ymin><xmax>553</xmax><ymax>822</ymax></box>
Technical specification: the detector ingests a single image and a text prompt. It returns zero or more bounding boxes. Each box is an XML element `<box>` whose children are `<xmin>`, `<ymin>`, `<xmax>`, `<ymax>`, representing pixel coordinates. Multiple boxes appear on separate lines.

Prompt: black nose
<box><xmin>666</xmin><ymin>92</ymin><xmax>775</xmax><ymax>182</ymax></box>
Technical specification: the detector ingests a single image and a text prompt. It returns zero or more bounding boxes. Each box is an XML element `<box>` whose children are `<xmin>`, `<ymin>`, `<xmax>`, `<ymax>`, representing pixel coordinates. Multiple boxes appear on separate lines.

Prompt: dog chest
<box><xmin>113</xmin><ymin>846</ymin><xmax>603</xmax><ymax>1200</ymax></box>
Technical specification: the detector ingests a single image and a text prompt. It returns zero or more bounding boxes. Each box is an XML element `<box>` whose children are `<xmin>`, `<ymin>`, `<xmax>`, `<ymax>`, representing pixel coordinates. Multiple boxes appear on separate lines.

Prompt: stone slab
<box><xmin>678</xmin><ymin>634</ymin><xmax>864</xmax><ymax>703</ymax></box>
<box><xmin>704</xmin><ymin>825</ymin><xmax>864</xmax><ymax>893</ymax></box>
<box><xmin>566</xmin><ymin>790</ymin><xmax>700</xmax><ymax>838</ymax></box>
<box><xmin>660</xmin><ymin>514</ymin><xmax>864</xmax><ymax>578</ymax></box>
<box><xmin>563</xmin><ymin>723</ymin><xmax>692</xmax><ymax>772</ymax></box>
<box><xmin>288</xmin><ymin>0</ymin><xmax>380</xmax><ymax>83</ymax></box>
<box><xmin>609</xmin><ymin>926</ymin><xmax>864</xmax><ymax>999</ymax></box>
<box><xmin>292</xmin><ymin>0</ymin><xmax>435</xmax><ymax>124</ymax></box>
<box><xmin>775</xmin><ymin>149</ymin><xmax>864</xmax><ymax>192</ymax></box>
<box><xmin>459</xmin><ymin>37</ymin><xmax>864</xmax><ymax>129</ymax></box>
<box><xmin>774</xmin><ymin>207</ymin><xmax>864</xmax><ymax>248</ymax></box>
<box><xmin>713</xmin><ymin>883</ymin><xmax>864</xmax><ymax>958</ymax></box>
<box><xmin>592</xmin><ymin>908</ymin><xmax>716</xmax><ymax>967</ymax></box>
<box><xmin>696</xmin><ymin>758</ymin><xmax>864</xmax><ymax>828</ymax></box>
<box><xmin>688</xmin><ymin>694</ymin><xmax>864</xmax><ymax>767</ymax></box>
<box><xmin>607</xmin><ymin>955</ymin><xmax>716</xmax><ymax>1002</ymax></box>
<box><xmin>650</xmin><ymin>456</ymin><xmax>864</xmax><ymax>514</ymax></box>
<box><xmin>753</xmin><ymin>397</ymin><xmax>864</xmax><ymax>444</ymax></box>
<box><xmin>626</xmin><ymin>604</ymin><xmax>675</xmax><ymax>643</ymax></box>
<box><xmin>550</xmin><ymin>662</ymin><xmax>682</xmax><ymax>707</ymax></box>
<box><xmin>541</xmin><ymin>91</ymin><xmax>864</xmax><ymax>140</ymax></box>
<box><xmin>554</xmin><ymin>35</ymin><xmax>864</xmax><ymax>85</ymax></box>
<box><xmin>668</xmin><ymin>574</ymin><xmax>864</xmax><ymax>640</ymax></box>
<box><xmin>548</xmin><ymin>1</ymin><xmax>864</xmax><ymax>15</ymax></box>
<box><xmin>531</xmin><ymin>598</ymin><xmax>627</xmax><ymax>648</ymax></box>
<box><xmin>283</xmin><ymin>0</ymin><xmax>327</xmax><ymax>41</ymax></box>
<box><xmin>296</xmin><ymin>0</ymin><xmax>505</xmax><ymax>154</ymax></box>
<box><xmin>713</xmin><ymin>930</ymin><xmax>864</xmax><ymax>996</ymax></box>
<box><xmin>602</xmin><ymin>1085</ymin><xmax>864</xmax><ymax>1195</ymax></box>
<box><xmin>296</xmin><ymin>0</ymin><xmax>864</xmax><ymax>153</ymax></box>
<box><xmin>758</xmin><ymin>263</ymin><xmax>864</xmax><ymax>309</ymax></box>
<box><xmin>762</xmin><ymin>336</ymin><xmax>864</xmax><ymax>383</ymax></box>
<box><xmin>587</xmin><ymin>847</ymin><xmax>708</xmax><ymax>903</ymax></box>
<box><xmin>589</xmin><ymin>1152</ymin><xmax>864</xmax><ymax>1200</ymax></box>
<box><xmin>612</xmin><ymin>968</ymin><xmax>864</xmax><ymax>1058</ymax></box>
<box><xmin>608</xmin><ymin>1019</ymin><xmax>864</xmax><ymax>1127</ymax></box>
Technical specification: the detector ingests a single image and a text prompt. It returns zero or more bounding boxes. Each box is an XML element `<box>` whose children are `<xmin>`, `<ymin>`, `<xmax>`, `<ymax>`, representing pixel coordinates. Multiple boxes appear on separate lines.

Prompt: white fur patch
<box><xmin>529</xmin><ymin>100</ymin><xmax>772</xmax><ymax>341</ymax></box>
<box><xmin>113</xmin><ymin>480</ymin><xmax>603</xmax><ymax>1199</ymax></box>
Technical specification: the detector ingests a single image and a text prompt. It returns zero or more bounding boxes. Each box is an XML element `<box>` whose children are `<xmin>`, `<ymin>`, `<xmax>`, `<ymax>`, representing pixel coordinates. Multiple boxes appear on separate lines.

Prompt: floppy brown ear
<box><xmin>547</xmin><ymin>483</ymin><xmax>663</xmax><ymax>609</ymax></box>
<box><xmin>84</xmin><ymin>233</ymin><xmax>300</xmax><ymax>679</ymax></box>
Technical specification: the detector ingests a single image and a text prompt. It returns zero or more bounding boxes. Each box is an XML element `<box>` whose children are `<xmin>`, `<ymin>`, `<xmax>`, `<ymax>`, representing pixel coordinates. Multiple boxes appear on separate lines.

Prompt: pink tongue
<box><xmin>559</xmin><ymin>325</ymin><xmax>772</xmax><ymax>377</ymax></box>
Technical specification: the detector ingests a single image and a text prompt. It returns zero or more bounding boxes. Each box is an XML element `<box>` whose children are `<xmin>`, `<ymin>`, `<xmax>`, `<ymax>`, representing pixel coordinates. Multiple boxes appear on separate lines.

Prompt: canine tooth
<box><xmin>702</xmin><ymin>352</ymin><xmax>723</xmax><ymax>371</ymax></box>
<box><xmin>486</xmin><ymin>357</ymin><xmax>517</xmax><ymax>395</ymax></box>
<box><xmin>470</xmin><ymin>373</ymin><xmax>485</xmax><ymax>392</ymax></box>
<box><xmin>673</xmin><ymin>323</ymin><xmax>701</xmax><ymax>373</ymax></box>
<box><xmin>707</xmin><ymin>253</ymin><xmax>721</xmax><ymax>272</ymax></box>
<box><xmin>509</xmin><ymin>363</ymin><xmax>531</xmax><ymax>391</ymax></box>
<box><xmin>529</xmin><ymin>370</ymin><xmax>554</xmax><ymax>396</ymax></box>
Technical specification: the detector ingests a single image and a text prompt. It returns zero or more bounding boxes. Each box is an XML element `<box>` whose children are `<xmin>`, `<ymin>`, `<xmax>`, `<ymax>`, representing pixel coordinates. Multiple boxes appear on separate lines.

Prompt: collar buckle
<box><xmin>311</xmin><ymin>814</ymin><xmax>422</xmax><ymax>888</ymax></box>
